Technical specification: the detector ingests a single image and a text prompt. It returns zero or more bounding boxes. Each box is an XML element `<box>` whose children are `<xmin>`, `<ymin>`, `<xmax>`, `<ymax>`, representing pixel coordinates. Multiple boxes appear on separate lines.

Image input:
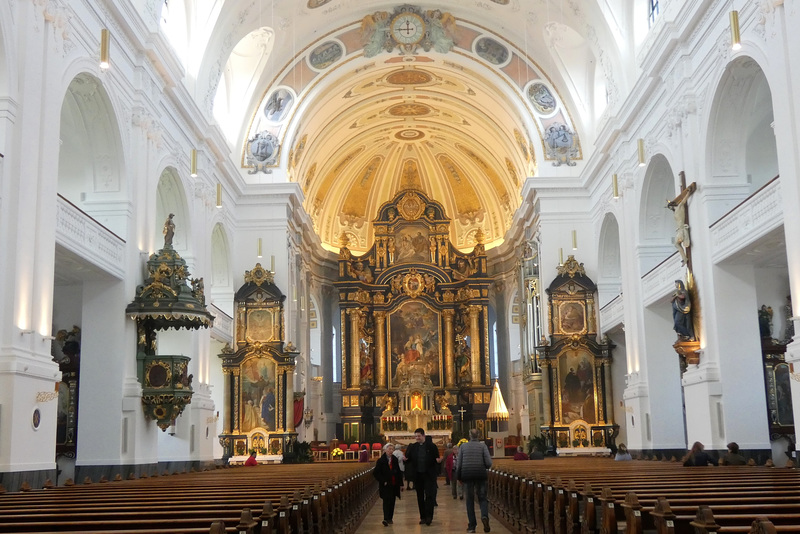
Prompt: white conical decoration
<box><xmin>486</xmin><ymin>380</ymin><xmax>509</xmax><ymax>421</ymax></box>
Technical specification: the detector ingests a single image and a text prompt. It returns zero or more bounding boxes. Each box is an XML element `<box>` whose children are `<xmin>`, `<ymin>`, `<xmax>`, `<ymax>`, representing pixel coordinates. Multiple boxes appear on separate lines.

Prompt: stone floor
<box><xmin>356</xmin><ymin>482</ymin><xmax>515</xmax><ymax>533</ymax></box>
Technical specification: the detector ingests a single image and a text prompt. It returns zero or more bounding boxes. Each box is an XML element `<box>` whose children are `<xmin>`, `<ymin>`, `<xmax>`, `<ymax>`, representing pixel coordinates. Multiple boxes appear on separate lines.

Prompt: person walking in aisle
<box><xmin>404</xmin><ymin>427</ymin><xmax>441</xmax><ymax>525</ymax></box>
<box><xmin>456</xmin><ymin>428</ymin><xmax>492</xmax><ymax>533</ymax></box>
<box><xmin>373</xmin><ymin>443</ymin><xmax>403</xmax><ymax>526</ymax></box>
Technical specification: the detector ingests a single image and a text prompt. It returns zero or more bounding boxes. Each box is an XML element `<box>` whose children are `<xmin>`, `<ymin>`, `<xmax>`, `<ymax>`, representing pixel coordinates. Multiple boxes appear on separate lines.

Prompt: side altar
<box><xmin>217</xmin><ymin>264</ymin><xmax>300</xmax><ymax>460</ymax></box>
<box><xmin>536</xmin><ymin>256</ymin><xmax>618</xmax><ymax>455</ymax></box>
<box><xmin>335</xmin><ymin>188</ymin><xmax>493</xmax><ymax>442</ymax></box>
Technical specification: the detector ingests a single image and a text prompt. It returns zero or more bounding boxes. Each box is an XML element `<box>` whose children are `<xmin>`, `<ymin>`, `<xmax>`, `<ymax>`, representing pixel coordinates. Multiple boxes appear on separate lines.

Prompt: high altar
<box><xmin>335</xmin><ymin>189</ymin><xmax>493</xmax><ymax>444</ymax></box>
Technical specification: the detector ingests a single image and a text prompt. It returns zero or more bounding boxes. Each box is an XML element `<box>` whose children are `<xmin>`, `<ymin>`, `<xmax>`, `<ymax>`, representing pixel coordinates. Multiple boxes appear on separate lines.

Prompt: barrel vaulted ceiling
<box><xmin>166</xmin><ymin>0</ymin><xmax>631</xmax><ymax>253</ymax></box>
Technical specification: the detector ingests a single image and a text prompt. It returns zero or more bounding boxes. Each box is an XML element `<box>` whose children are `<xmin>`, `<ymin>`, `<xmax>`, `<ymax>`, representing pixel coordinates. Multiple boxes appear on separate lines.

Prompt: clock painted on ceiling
<box><xmin>391</xmin><ymin>12</ymin><xmax>425</xmax><ymax>45</ymax></box>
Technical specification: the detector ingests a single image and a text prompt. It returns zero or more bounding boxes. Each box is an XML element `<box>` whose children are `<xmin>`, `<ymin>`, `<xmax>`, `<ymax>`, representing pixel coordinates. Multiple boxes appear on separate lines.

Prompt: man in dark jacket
<box><xmin>404</xmin><ymin>427</ymin><xmax>441</xmax><ymax>525</ymax></box>
<box><xmin>456</xmin><ymin>428</ymin><xmax>492</xmax><ymax>533</ymax></box>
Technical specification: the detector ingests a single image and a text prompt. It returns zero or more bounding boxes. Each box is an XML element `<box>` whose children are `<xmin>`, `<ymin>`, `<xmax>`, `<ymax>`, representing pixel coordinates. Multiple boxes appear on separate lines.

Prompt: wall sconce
<box><xmin>190</xmin><ymin>149</ymin><xmax>198</xmax><ymax>177</ymax></box>
<box><xmin>730</xmin><ymin>11</ymin><xmax>741</xmax><ymax>51</ymax></box>
<box><xmin>637</xmin><ymin>138</ymin><xmax>646</xmax><ymax>167</ymax></box>
<box><xmin>99</xmin><ymin>29</ymin><xmax>110</xmax><ymax>70</ymax></box>
<box><xmin>612</xmin><ymin>173</ymin><xmax>619</xmax><ymax>199</ymax></box>
<box><xmin>216</xmin><ymin>183</ymin><xmax>222</xmax><ymax>208</ymax></box>
<box><xmin>572</xmin><ymin>230</ymin><xmax>578</xmax><ymax>251</ymax></box>
<box><xmin>257</xmin><ymin>238</ymin><xmax>263</xmax><ymax>258</ymax></box>
<box><xmin>304</xmin><ymin>408</ymin><xmax>313</xmax><ymax>428</ymax></box>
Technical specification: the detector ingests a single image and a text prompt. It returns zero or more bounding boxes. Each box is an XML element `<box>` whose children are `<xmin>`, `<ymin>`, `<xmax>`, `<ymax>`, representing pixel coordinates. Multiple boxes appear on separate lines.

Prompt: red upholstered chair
<box><xmin>346</xmin><ymin>443</ymin><xmax>360</xmax><ymax>460</ymax></box>
<box><xmin>371</xmin><ymin>442</ymin><xmax>382</xmax><ymax>459</ymax></box>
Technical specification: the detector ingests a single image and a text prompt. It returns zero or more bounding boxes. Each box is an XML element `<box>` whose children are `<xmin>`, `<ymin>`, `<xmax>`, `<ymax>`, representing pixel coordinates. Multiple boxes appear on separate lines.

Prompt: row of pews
<box><xmin>488</xmin><ymin>457</ymin><xmax>800</xmax><ymax>534</ymax></box>
<box><xmin>0</xmin><ymin>463</ymin><xmax>375</xmax><ymax>533</ymax></box>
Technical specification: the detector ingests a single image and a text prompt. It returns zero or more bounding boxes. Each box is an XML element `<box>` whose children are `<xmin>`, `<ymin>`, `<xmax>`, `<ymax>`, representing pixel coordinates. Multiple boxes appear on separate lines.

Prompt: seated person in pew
<box><xmin>614</xmin><ymin>443</ymin><xmax>632</xmax><ymax>461</ymax></box>
<box><xmin>719</xmin><ymin>441</ymin><xmax>747</xmax><ymax>465</ymax></box>
<box><xmin>244</xmin><ymin>452</ymin><xmax>258</xmax><ymax>466</ymax></box>
<box><xmin>513</xmin><ymin>446</ymin><xmax>529</xmax><ymax>460</ymax></box>
<box><xmin>683</xmin><ymin>441</ymin><xmax>717</xmax><ymax>466</ymax></box>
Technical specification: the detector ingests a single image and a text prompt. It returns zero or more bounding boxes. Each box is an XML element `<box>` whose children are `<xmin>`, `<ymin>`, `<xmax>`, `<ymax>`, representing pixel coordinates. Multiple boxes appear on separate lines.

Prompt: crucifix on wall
<box><xmin>667</xmin><ymin>171</ymin><xmax>697</xmax><ymax>270</ymax></box>
<box><xmin>667</xmin><ymin>171</ymin><xmax>702</xmax><ymax>368</ymax></box>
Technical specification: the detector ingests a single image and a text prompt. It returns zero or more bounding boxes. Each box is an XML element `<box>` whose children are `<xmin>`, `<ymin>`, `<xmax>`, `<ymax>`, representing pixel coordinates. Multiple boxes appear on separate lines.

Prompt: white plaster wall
<box><xmin>707</xmin><ymin>263</ymin><xmax>771</xmax><ymax>450</ymax></box>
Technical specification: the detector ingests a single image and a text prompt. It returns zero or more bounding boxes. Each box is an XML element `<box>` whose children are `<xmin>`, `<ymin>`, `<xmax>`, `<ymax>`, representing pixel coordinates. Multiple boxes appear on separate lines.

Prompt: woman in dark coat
<box><xmin>373</xmin><ymin>443</ymin><xmax>403</xmax><ymax>526</ymax></box>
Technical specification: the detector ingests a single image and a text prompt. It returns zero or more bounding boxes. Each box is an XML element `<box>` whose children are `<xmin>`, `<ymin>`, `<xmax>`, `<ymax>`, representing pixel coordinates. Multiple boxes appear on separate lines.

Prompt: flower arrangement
<box><xmin>331</xmin><ymin>447</ymin><xmax>344</xmax><ymax>459</ymax></box>
<box><xmin>249</xmin><ymin>447</ymin><xmax>267</xmax><ymax>455</ymax></box>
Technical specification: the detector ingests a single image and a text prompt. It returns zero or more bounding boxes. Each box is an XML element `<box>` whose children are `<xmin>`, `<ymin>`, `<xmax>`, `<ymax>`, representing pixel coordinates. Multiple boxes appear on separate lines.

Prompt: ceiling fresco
<box><xmin>187</xmin><ymin>1</ymin><xmax>623</xmax><ymax>253</ymax></box>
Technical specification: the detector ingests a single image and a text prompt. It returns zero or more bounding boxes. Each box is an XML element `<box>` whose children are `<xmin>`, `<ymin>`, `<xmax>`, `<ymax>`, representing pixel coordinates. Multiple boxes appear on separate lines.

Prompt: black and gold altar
<box><xmin>536</xmin><ymin>255</ymin><xmax>618</xmax><ymax>454</ymax></box>
<box><xmin>126</xmin><ymin>223</ymin><xmax>213</xmax><ymax>430</ymax></box>
<box><xmin>217</xmin><ymin>263</ymin><xmax>300</xmax><ymax>459</ymax></box>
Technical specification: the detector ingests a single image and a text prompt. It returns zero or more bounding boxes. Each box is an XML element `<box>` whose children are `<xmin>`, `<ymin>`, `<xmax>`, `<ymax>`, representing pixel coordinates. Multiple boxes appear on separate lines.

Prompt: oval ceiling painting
<box><xmin>309</xmin><ymin>41</ymin><xmax>343</xmax><ymax>70</ymax></box>
<box><xmin>527</xmin><ymin>82</ymin><xmax>557</xmax><ymax>115</ymax></box>
<box><xmin>386</xmin><ymin>69</ymin><xmax>433</xmax><ymax>86</ymax></box>
<box><xmin>475</xmin><ymin>37</ymin><xmax>509</xmax><ymax>66</ymax></box>
<box><xmin>387</xmin><ymin>102</ymin><xmax>432</xmax><ymax>117</ymax></box>
<box><xmin>263</xmin><ymin>87</ymin><xmax>294</xmax><ymax>123</ymax></box>
<box><xmin>307</xmin><ymin>0</ymin><xmax>332</xmax><ymax>8</ymax></box>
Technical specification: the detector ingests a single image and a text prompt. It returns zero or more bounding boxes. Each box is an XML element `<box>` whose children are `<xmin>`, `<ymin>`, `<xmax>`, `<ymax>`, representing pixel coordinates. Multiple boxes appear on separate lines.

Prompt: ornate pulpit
<box><xmin>536</xmin><ymin>256</ymin><xmax>617</xmax><ymax>454</ymax></box>
<box><xmin>126</xmin><ymin>222</ymin><xmax>213</xmax><ymax>431</ymax></box>
<box><xmin>335</xmin><ymin>189</ymin><xmax>492</xmax><ymax>443</ymax></box>
<box><xmin>217</xmin><ymin>264</ymin><xmax>299</xmax><ymax>460</ymax></box>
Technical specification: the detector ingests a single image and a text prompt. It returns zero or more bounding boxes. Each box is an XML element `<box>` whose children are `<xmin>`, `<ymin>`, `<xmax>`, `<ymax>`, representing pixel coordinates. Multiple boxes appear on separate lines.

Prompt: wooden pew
<box><xmin>487</xmin><ymin>458</ymin><xmax>800</xmax><ymax>534</ymax></box>
<box><xmin>0</xmin><ymin>463</ymin><xmax>376</xmax><ymax>533</ymax></box>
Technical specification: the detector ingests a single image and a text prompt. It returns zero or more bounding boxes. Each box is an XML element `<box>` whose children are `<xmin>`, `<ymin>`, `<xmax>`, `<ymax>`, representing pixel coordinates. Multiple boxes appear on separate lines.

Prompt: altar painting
<box><xmin>558</xmin><ymin>349</ymin><xmax>595</xmax><ymax>424</ymax></box>
<box><xmin>240</xmin><ymin>357</ymin><xmax>277</xmax><ymax>432</ymax></box>
<box><xmin>389</xmin><ymin>301</ymin><xmax>441</xmax><ymax>387</ymax></box>
<box><xmin>394</xmin><ymin>224</ymin><xmax>430</xmax><ymax>264</ymax></box>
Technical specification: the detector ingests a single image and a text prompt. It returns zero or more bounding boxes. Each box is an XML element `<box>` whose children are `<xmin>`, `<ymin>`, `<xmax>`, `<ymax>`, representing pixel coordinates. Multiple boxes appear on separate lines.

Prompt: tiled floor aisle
<box><xmin>356</xmin><ymin>482</ymin><xmax>516</xmax><ymax>533</ymax></box>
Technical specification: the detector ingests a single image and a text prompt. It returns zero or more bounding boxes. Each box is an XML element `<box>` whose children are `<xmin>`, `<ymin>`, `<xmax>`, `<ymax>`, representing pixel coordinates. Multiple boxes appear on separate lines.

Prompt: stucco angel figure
<box><xmin>424</xmin><ymin>10</ymin><xmax>457</xmax><ymax>53</ymax></box>
<box><xmin>360</xmin><ymin>11</ymin><xmax>390</xmax><ymax>57</ymax></box>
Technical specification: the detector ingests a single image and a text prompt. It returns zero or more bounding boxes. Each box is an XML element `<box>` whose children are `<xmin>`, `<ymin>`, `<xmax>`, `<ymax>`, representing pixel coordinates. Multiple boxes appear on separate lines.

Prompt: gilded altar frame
<box><xmin>334</xmin><ymin>189</ymin><xmax>492</xmax><ymax>439</ymax></box>
<box><xmin>537</xmin><ymin>255</ymin><xmax>617</xmax><ymax>452</ymax></box>
<box><xmin>218</xmin><ymin>264</ymin><xmax>299</xmax><ymax>458</ymax></box>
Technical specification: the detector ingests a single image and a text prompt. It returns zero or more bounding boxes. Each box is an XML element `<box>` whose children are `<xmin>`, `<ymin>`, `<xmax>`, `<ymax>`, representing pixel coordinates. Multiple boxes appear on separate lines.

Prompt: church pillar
<box><xmin>0</xmin><ymin>4</ymin><xmax>62</xmax><ymax>486</ymax></box>
<box><xmin>348</xmin><ymin>309</ymin><xmax>361</xmax><ymax>389</ymax></box>
<box><xmin>375</xmin><ymin>312</ymin><xmax>386</xmax><ymax>388</ymax></box>
<box><xmin>443</xmin><ymin>309</ymin><xmax>455</xmax><ymax>387</ymax></box>
<box><xmin>469</xmin><ymin>305</ymin><xmax>482</xmax><ymax>385</ymax></box>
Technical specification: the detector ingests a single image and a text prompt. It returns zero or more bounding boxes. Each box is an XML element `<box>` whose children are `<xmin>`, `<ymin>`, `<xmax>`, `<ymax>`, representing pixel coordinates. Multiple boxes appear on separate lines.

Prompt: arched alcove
<box><xmin>213</xmin><ymin>27</ymin><xmax>275</xmax><ymax>144</ymax></box>
<box><xmin>639</xmin><ymin>153</ymin><xmax>677</xmax><ymax>273</ymax></box>
<box><xmin>598</xmin><ymin>212</ymin><xmax>622</xmax><ymax>306</ymax></box>
<box><xmin>57</xmin><ymin>73</ymin><xmax>127</xmax><ymax>236</ymax></box>
<box><xmin>159</xmin><ymin>0</ymin><xmax>189</xmax><ymax>67</ymax></box>
<box><xmin>210</xmin><ymin>222</ymin><xmax>232</xmax><ymax>313</ymax></box>
<box><xmin>707</xmin><ymin>56</ymin><xmax>778</xmax><ymax>222</ymax></box>
<box><xmin>155</xmin><ymin>167</ymin><xmax>192</xmax><ymax>254</ymax></box>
